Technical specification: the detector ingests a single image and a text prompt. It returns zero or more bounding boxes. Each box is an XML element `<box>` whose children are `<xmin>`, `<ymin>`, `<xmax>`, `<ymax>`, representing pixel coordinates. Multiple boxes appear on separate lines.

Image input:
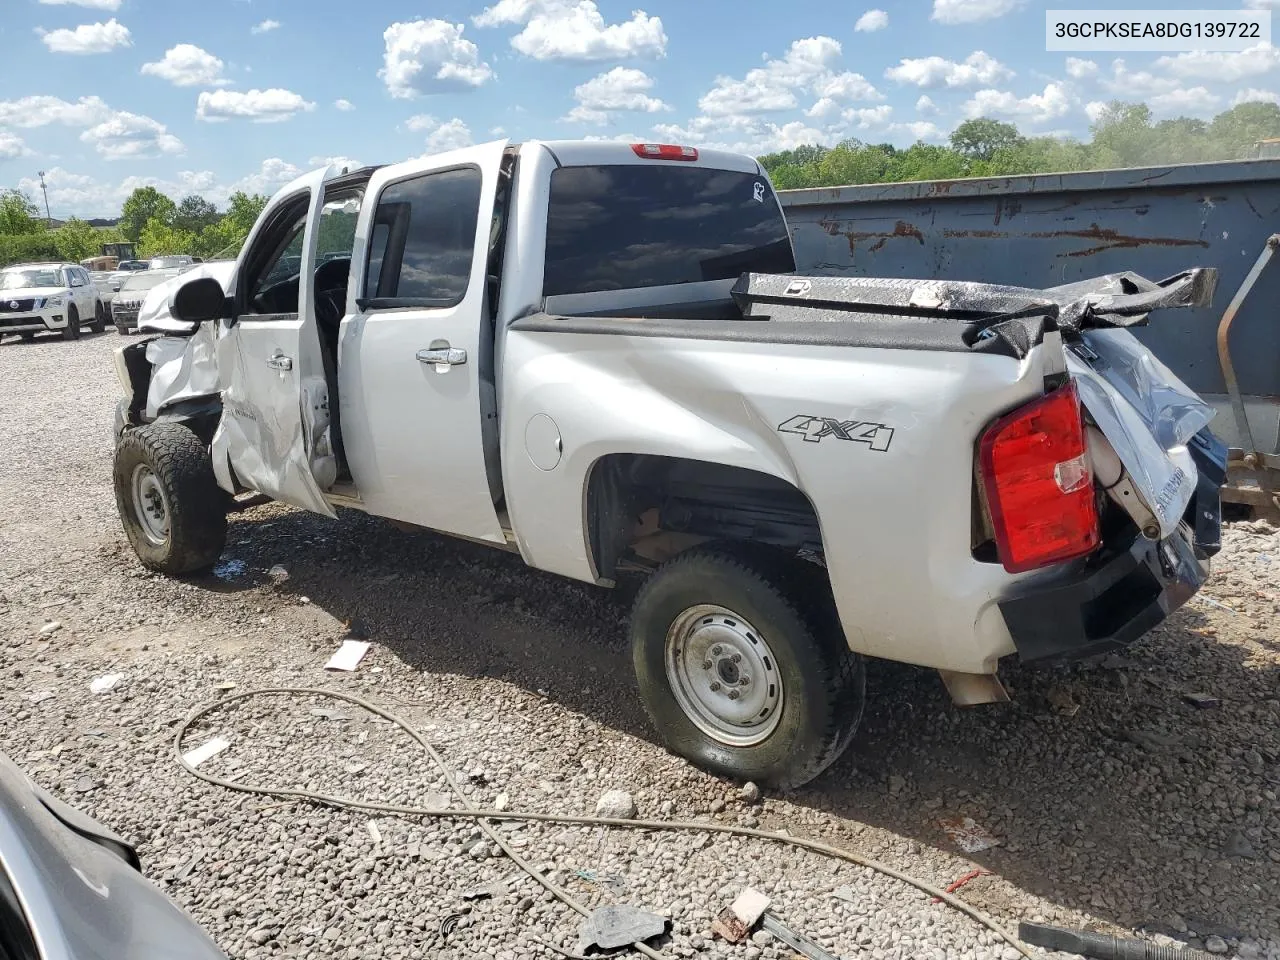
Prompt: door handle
<box><xmin>416</xmin><ymin>347</ymin><xmax>467</xmax><ymax>367</ymax></box>
<box><xmin>266</xmin><ymin>354</ymin><xmax>293</xmax><ymax>371</ymax></box>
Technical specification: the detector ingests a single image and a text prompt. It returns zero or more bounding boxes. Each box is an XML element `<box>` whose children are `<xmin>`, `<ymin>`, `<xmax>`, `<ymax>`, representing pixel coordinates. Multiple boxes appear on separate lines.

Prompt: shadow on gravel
<box><xmin>219</xmin><ymin>505</ymin><xmax>1280</xmax><ymax>944</ymax></box>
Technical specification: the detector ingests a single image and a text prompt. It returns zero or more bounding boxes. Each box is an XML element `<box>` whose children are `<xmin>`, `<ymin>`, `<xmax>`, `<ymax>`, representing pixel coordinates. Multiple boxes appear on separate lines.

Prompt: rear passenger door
<box><xmin>340</xmin><ymin>141</ymin><xmax>508</xmax><ymax>543</ymax></box>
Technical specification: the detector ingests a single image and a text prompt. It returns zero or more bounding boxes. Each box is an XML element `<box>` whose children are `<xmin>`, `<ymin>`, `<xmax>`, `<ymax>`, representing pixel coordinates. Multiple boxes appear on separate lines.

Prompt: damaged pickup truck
<box><xmin>110</xmin><ymin>139</ymin><xmax>1227</xmax><ymax>788</ymax></box>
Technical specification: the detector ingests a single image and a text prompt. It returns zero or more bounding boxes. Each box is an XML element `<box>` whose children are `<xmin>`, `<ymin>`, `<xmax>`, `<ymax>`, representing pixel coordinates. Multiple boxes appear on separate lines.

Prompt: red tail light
<box><xmin>979</xmin><ymin>381</ymin><xmax>1099</xmax><ymax>573</ymax></box>
<box><xmin>631</xmin><ymin>143</ymin><xmax>699</xmax><ymax>161</ymax></box>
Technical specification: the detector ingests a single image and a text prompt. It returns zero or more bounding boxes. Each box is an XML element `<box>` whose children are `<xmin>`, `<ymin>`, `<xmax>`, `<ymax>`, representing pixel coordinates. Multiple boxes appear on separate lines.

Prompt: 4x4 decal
<box><xmin>777</xmin><ymin>415</ymin><xmax>895</xmax><ymax>452</ymax></box>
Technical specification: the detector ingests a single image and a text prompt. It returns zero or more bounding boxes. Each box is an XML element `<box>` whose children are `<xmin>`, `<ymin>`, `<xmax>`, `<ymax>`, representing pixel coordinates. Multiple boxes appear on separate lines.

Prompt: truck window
<box><xmin>363</xmin><ymin>166</ymin><xmax>482</xmax><ymax>306</ymax></box>
<box><xmin>543</xmin><ymin>165</ymin><xmax>795</xmax><ymax>297</ymax></box>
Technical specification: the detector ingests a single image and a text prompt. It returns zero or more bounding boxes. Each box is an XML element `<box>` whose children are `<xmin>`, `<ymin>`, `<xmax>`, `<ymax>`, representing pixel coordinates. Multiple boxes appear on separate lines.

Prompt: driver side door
<box><xmin>210</xmin><ymin>169</ymin><xmax>339</xmax><ymax>517</ymax></box>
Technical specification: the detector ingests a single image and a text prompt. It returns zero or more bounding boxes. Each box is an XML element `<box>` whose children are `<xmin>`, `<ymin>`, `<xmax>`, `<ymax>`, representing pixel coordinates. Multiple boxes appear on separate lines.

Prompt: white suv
<box><xmin>0</xmin><ymin>262</ymin><xmax>106</xmax><ymax>341</ymax></box>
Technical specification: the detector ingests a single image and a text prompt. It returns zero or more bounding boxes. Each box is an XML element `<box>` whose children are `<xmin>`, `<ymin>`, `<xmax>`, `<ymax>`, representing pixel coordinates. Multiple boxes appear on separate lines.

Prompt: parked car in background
<box><xmin>107</xmin><ymin>261</ymin><xmax>149</xmax><ymax>295</ymax></box>
<box><xmin>90</xmin><ymin>271</ymin><xmax>117</xmax><ymax>305</ymax></box>
<box><xmin>0</xmin><ymin>262</ymin><xmax>106</xmax><ymax>341</ymax></box>
<box><xmin>112</xmin><ymin>269</ymin><xmax>183</xmax><ymax>334</ymax></box>
<box><xmin>0</xmin><ymin>751</ymin><xmax>226</xmax><ymax>960</ymax></box>
<box><xmin>148</xmin><ymin>255</ymin><xmax>196</xmax><ymax>271</ymax></box>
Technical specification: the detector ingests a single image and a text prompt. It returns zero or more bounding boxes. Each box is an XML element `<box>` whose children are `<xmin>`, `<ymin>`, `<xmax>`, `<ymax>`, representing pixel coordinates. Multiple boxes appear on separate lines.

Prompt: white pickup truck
<box><xmin>110</xmin><ymin>139</ymin><xmax>1227</xmax><ymax>788</ymax></box>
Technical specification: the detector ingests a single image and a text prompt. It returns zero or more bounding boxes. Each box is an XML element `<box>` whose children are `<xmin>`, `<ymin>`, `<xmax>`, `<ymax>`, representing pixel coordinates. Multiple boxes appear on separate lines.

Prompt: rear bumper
<box><xmin>1000</xmin><ymin>428</ymin><xmax>1226</xmax><ymax>664</ymax></box>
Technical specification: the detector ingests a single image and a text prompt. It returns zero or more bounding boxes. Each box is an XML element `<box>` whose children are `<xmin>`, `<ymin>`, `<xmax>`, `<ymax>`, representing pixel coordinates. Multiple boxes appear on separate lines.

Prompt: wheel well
<box><xmin>585</xmin><ymin>454</ymin><xmax>824</xmax><ymax>580</ymax></box>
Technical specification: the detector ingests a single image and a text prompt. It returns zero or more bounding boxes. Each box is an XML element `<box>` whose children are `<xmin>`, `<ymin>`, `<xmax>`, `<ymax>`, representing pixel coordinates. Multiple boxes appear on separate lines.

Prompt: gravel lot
<box><xmin>1</xmin><ymin>331</ymin><xmax>1277</xmax><ymax>960</ymax></box>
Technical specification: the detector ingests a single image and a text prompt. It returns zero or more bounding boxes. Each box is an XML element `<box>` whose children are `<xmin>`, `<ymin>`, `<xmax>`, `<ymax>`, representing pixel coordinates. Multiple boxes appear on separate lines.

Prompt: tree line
<box><xmin>759</xmin><ymin>100</ymin><xmax>1280</xmax><ymax>189</ymax></box>
<box><xmin>4</xmin><ymin>99</ymin><xmax>1280</xmax><ymax>268</ymax></box>
<box><xmin>0</xmin><ymin>185</ymin><xmax>268</xmax><ymax>268</ymax></box>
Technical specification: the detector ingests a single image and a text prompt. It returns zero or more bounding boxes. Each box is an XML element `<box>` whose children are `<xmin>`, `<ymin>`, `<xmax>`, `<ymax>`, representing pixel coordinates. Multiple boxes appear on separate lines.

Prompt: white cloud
<box><xmin>897</xmin><ymin>120</ymin><xmax>947</xmax><ymax>140</ymax></box>
<box><xmin>1065</xmin><ymin>57</ymin><xmax>1097</xmax><ymax>80</ymax></box>
<box><xmin>916</xmin><ymin>94</ymin><xmax>939</xmax><ymax>115</ymax></box>
<box><xmin>38</xmin><ymin>18</ymin><xmax>131</xmax><ymax>54</ymax></box>
<box><xmin>931</xmin><ymin>0</ymin><xmax>1022</xmax><ymax>23</ymax></box>
<box><xmin>405</xmin><ymin>114</ymin><xmax>437</xmax><ymax>132</ymax></box>
<box><xmin>37</xmin><ymin>0</ymin><xmax>120</xmax><ymax>9</ymax></box>
<box><xmin>885</xmin><ymin>50</ymin><xmax>1012</xmax><ymax>89</ymax></box>
<box><xmin>854</xmin><ymin>9</ymin><xmax>888</xmax><ymax>32</ymax></box>
<box><xmin>1154</xmin><ymin>43</ymin><xmax>1280</xmax><ymax>83</ymax></box>
<box><xmin>230</xmin><ymin>158</ymin><xmax>304</xmax><ymax>196</ymax></box>
<box><xmin>0</xmin><ymin>133</ymin><xmax>30</xmax><ymax>160</ymax></box>
<box><xmin>197</xmin><ymin>89</ymin><xmax>316</xmax><ymax>123</ymax></box>
<box><xmin>80</xmin><ymin>111</ymin><xmax>184</xmax><ymax>160</ymax></box>
<box><xmin>1102</xmin><ymin>59</ymin><xmax>1178</xmax><ymax>96</ymax></box>
<box><xmin>1233</xmin><ymin>87</ymin><xmax>1280</xmax><ymax>106</ymax></box>
<box><xmin>380</xmin><ymin>19</ymin><xmax>494</xmax><ymax>99</ymax></box>
<box><xmin>564</xmin><ymin>67</ymin><xmax>670</xmax><ymax>124</ymax></box>
<box><xmin>1149</xmin><ymin>86</ymin><xmax>1222</xmax><ymax>114</ymax></box>
<box><xmin>964</xmin><ymin>82</ymin><xmax>1074</xmax><ymax>123</ymax></box>
<box><xmin>334</xmin><ymin>99</ymin><xmax>355</xmax><ymax>112</ymax></box>
<box><xmin>1084</xmin><ymin>100</ymin><xmax>1108</xmax><ymax>123</ymax></box>
<box><xmin>700</xmin><ymin>36</ymin><xmax>881</xmax><ymax>118</ymax></box>
<box><xmin>473</xmin><ymin>0</ymin><xmax>666</xmax><ymax>62</ymax></box>
<box><xmin>251</xmin><ymin>19</ymin><xmax>281</xmax><ymax>34</ymax></box>
<box><xmin>844</xmin><ymin>105</ymin><xmax>894</xmax><ymax>128</ymax></box>
<box><xmin>141</xmin><ymin>44</ymin><xmax>228</xmax><ymax>87</ymax></box>
<box><xmin>310</xmin><ymin>155</ymin><xmax>363</xmax><ymax>170</ymax></box>
<box><xmin>423</xmin><ymin>117</ymin><xmax>473</xmax><ymax>153</ymax></box>
<box><xmin>0</xmin><ymin>95</ymin><xmax>111</xmax><ymax>128</ymax></box>
<box><xmin>490</xmin><ymin>126</ymin><xmax>507</xmax><ymax>136</ymax></box>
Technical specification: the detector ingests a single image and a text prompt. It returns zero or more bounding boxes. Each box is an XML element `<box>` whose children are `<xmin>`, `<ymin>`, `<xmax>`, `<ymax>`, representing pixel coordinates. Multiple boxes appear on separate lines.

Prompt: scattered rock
<box><xmin>1205</xmin><ymin>935</ymin><xmax>1229</xmax><ymax>954</ymax></box>
<box><xmin>594</xmin><ymin>789</ymin><xmax>636</xmax><ymax>820</ymax></box>
<box><xmin>38</xmin><ymin>621</ymin><xmax>62</xmax><ymax>636</ymax></box>
<box><xmin>268</xmin><ymin>565</ymin><xmax>289</xmax><ymax>583</ymax></box>
<box><xmin>709</xmin><ymin>798</ymin><xmax>727</xmax><ymax>813</ymax></box>
<box><xmin>737</xmin><ymin>781</ymin><xmax>761</xmax><ymax>804</ymax></box>
<box><xmin>1223</xmin><ymin>830</ymin><xmax>1257</xmax><ymax>859</ymax></box>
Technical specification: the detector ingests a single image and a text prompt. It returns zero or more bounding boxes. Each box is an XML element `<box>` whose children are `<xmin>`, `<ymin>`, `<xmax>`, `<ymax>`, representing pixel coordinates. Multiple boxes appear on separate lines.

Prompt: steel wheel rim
<box><xmin>131</xmin><ymin>464</ymin><xmax>170</xmax><ymax>546</ymax></box>
<box><xmin>664</xmin><ymin>604</ymin><xmax>784</xmax><ymax>747</ymax></box>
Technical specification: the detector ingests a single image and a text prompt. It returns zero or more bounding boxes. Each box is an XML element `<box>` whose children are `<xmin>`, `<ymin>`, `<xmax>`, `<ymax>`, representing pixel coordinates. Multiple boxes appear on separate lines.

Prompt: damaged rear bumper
<box><xmin>1000</xmin><ymin>428</ymin><xmax>1226</xmax><ymax>664</ymax></box>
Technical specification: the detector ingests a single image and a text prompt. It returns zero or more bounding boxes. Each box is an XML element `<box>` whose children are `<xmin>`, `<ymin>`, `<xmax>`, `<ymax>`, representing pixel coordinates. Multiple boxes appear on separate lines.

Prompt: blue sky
<box><xmin>2</xmin><ymin>0</ymin><xmax>1279</xmax><ymax>217</ymax></box>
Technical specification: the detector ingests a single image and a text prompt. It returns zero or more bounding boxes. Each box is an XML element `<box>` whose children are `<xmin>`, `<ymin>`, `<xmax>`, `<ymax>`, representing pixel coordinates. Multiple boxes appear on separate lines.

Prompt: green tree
<box><xmin>224</xmin><ymin>191</ymin><xmax>269</xmax><ymax>235</ymax></box>
<box><xmin>173</xmin><ymin>194</ymin><xmax>220</xmax><ymax>234</ymax></box>
<box><xmin>53</xmin><ymin>217</ymin><xmax>99</xmax><ymax>262</ymax></box>
<box><xmin>0</xmin><ymin>189</ymin><xmax>42</xmax><ymax>236</ymax></box>
<box><xmin>138</xmin><ymin>217</ymin><xmax>197</xmax><ymax>258</ymax></box>
<box><xmin>1208</xmin><ymin>101</ymin><xmax>1280</xmax><ymax>158</ymax></box>
<box><xmin>950</xmin><ymin>118</ymin><xmax>1025</xmax><ymax>161</ymax></box>
<box><xmin>120</xmin><ymin>186</ymin><xmax>177</xmax><ymax>242</ymax></box>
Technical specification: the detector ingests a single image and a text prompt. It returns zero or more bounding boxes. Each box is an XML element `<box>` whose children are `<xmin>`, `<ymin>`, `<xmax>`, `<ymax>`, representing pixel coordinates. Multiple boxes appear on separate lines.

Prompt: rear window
<box><xmin>543</xmin><ymin>165</ymin><xmax>795</xmax><ymax>297</ymax></box>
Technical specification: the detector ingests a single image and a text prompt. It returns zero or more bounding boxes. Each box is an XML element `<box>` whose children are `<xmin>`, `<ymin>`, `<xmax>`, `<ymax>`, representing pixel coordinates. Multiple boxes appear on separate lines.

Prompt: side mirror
<box><xmin>172</xmin><ymin>276</ymin><xmax>227</xmax><ymax>324</ymax></box>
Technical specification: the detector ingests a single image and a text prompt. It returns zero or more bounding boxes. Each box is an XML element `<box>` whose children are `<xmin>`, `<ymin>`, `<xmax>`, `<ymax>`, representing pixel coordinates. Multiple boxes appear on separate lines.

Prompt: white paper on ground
<box><xmin>183</xmin><ymin>737</ymin><xmax>230</xmax><ymax>768</ymax></box>
<box><xmin>325</xmin><ymin>640</ymin><xmax>371</xmax><ymax>671</ymax></box>
<box><xmin>90</xmin><ymin>674</ymin><xmax>123</xmax><ymax>694</ymax></box>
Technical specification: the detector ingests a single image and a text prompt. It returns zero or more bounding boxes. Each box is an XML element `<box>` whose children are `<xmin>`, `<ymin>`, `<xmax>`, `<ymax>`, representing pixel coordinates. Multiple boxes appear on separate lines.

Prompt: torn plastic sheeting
<box><xmin>145</xmin><ymin>324</ymin><xmax>221</xmax><ymax>420</ymax></box>
<box><xmin>577</xmin><ymin>904</ymin><xmax>668</xmax><ymax>953</ymax></box>
<box><xmin>1068</xmin><ymin>328</ymin><xmax>1213</xmax><ymax>539</ymax></box>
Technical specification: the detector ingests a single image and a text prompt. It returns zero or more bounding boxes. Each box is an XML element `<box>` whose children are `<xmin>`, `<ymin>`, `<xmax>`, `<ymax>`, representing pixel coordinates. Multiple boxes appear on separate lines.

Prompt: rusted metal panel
<box><xmin>781</xmin><ymin>159</ymin><xmax>1280</xmax><ymax>468</ymax></box>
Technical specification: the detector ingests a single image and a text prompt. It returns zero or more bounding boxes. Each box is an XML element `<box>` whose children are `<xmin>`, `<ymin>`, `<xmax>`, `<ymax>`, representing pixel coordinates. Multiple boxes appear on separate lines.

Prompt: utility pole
<box><xmin>37</xmin><ymin>171</ymin><xmax>51</xmax><ymax>225</ymax></box>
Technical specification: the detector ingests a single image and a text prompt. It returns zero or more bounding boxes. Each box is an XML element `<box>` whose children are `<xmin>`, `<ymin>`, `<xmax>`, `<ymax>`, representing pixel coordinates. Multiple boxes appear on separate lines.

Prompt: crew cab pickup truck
<box><xmin>110</xmin><ymin>139</ymin><xmax>1227</xmax><ymax>788</ymax></box>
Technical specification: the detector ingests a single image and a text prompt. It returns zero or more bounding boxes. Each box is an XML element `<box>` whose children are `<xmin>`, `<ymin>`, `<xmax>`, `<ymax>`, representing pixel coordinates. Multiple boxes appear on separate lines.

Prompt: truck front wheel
<box><xmin>631</xmin><ymin>549</ymin><xmax>865</xmax><ymax>790</ymax></box>
<box><xmin>113</xmin><ymin>422</ymin><xmax>228</xmax><ymax>575</ymax></box>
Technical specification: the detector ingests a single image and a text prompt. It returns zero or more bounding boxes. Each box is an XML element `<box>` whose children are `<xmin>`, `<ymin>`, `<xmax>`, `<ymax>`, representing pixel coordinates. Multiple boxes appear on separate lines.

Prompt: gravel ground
<box><xmin>1</xmin><ymin>331</ymin><xmax>1277</xmax><ymax>960</ymax></box>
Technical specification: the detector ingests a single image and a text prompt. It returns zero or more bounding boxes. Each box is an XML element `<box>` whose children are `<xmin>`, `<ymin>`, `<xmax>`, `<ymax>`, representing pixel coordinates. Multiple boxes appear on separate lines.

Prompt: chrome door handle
<box><xmin>266</xmin><ymin>354</ymin><xmax>293</xmax><ymax>371</ymax></box>
<box><xmin>416</xmin><ymin>347</ymin><xmax>467</xmax><ymax>366</ymax></box>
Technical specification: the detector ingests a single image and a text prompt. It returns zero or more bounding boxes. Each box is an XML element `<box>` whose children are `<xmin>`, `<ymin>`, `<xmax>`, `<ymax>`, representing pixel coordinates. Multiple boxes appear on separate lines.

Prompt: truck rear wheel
<box><xmin>631</xmin><ymin>548</ymin><xmax>865</xmax><ymax>790</ymax></box>
<box><xmin>113</xmin><ymin>422</ymin><xmax>228</xmax><ymax>575</ymax></box>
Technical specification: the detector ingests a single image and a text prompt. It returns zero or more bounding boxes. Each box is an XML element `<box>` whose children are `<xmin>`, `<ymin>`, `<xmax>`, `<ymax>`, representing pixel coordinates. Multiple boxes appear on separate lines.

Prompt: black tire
<box><xmin>113</xmin><ymin>422</ymin><xmax>228</xmax><ymax>575</ymax></box>
<box><xmin>19</xmin><ymin>332</ymin><xmax>35</xmax><ymax>342</ymax></box>
<box><xmin>116</xmin><ymin>321</ymin><xmax>129</xmax><ymax>336</ymax></box>
<box><xmin>62</xmin><ymin>305</ymin><xmax>80</xmax><ymax>341</ymax></box>
<box><xmin>90</xmin><ymin>301</ymin><xmax>106</xmax><ymax>334</ymax></box>
<box><xmin>631</xmin><ymin>548</ymin><xmax>866</xmax><ymax>790</ymax></box>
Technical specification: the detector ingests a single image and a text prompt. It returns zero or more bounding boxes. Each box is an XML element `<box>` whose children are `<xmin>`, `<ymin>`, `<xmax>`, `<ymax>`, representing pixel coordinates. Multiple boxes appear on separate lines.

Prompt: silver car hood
<box><xmin>0</xmin><ymin>753</ymin><xmax>226</xmax><ymax>960</ymax></box>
